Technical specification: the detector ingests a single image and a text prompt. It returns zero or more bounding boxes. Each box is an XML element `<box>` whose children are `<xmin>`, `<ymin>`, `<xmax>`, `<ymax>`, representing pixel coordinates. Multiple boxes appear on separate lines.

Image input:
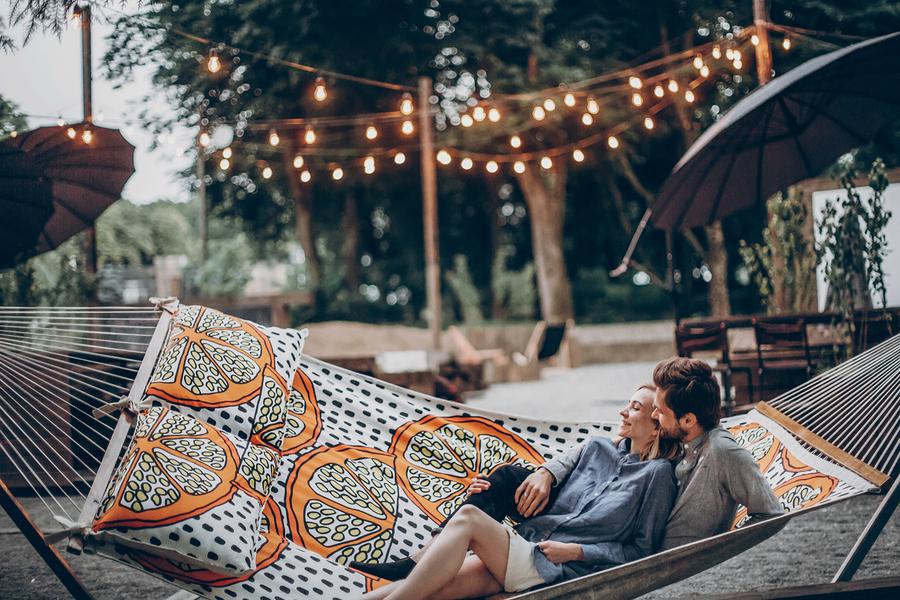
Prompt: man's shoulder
<box><xmin>703</xmin><ymin>428</ymin><xmax>756</xmax><ymax>464</ymax></box>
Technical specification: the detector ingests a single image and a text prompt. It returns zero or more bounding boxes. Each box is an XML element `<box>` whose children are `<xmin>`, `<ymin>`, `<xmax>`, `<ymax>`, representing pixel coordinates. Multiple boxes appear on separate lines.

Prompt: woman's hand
<box><xmin>466</xmin><ymin>474</ymin><xmax>491</xmax><ymax>496</ymax></box>
<box><xmin>536</xmin><ymin>541</ymin><xmax>584</xmax><ymax>564</ymax></box>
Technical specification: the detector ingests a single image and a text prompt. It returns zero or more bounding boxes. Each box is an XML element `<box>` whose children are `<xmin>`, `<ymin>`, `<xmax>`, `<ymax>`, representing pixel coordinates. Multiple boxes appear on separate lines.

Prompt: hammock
<box><xmin>0</xmin><ymin>302</ymin><xmax>896</xmax><ymax>600</ymax></box>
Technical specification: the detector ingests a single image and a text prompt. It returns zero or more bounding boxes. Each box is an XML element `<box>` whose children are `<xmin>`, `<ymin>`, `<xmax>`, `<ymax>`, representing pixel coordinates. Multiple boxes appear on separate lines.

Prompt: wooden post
<box><xmin>196</xmin><ymin>130</ymin><xmax>208</xmax><ymax>262</ymax></box>
<box><xmin>833</xmin><ymin>475</ymin><xmax>900</xmax><ymax>582</ymax></box>
<box><xmin>418</xmin><ymin>77</ymin><xmax>441</xmax><ymax>350</ymax></box>
<box><xmin>752</xmin><ymin>0</ymin><xmax>773</xmax><ymax>85</ymax></box>
<box><xmin>79</xmin><ymin>4</ymin><xmax>97</xmax><ymax>276</ymax></box>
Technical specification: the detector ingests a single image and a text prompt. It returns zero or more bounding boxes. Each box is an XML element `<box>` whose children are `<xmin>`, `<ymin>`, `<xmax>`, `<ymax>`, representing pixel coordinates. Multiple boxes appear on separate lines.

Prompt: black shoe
<box><xmin>349</xmin><ymin>557</ymin><xmax>416</xmax><ymax>581</ymax></box>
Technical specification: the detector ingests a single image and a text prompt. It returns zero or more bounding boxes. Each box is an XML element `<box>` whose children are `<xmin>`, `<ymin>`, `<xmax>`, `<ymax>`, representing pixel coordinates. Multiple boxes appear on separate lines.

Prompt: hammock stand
<box><xmin>0</xmin><ymin>302</ymin><xmax>897</xmax><ymax>600</ymax></box>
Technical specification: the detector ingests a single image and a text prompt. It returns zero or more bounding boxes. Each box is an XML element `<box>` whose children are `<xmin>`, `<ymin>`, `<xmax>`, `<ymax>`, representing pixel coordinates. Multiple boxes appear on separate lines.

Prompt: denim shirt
<box><xmin>517</xmin><ymin>437</ymin><xmax>677</xmax><ymax>584</ymax></box>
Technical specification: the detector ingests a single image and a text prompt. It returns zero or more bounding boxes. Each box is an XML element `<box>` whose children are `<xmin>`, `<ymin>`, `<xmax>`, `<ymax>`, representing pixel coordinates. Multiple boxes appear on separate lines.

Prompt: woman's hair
<box><xmin>631</xmin><ymin>383</ymin><xmax>680</xmax><ymax>461</ymax></box>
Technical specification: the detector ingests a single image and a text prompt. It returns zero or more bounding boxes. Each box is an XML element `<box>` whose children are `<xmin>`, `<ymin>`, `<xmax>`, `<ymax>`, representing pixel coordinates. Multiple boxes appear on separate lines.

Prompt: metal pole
<box><xmin>80</xmin><ymin>4</ymin><xmax>97</xmax><ymax>276</ymax></box>
<box><xmin>196</xmin><ymin>130</ymin><xmax>208</xmax><ymax>262</ymax></box>
<box><xmin>418</xmin><ymin>77</ymin><xmax>441</xmax><ymax>350</ymax></box>
<box><xmin>833</xmin><ymin>476</ymin><xmax>900</xmax><ymax>582</ymax></box>
<box><xmin>752</xmin><ymin>0</ymin><xmax>773</xmax><ymax>85</ymax></box>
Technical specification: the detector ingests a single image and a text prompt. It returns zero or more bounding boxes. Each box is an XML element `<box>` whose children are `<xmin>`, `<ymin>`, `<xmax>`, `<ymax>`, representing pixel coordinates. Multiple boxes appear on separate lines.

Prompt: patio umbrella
<box><xmin>0</xmin><ymin>143</ymin><xmax>54</xmax><ymax>268</ymax></box>
<box><xmin>0</xmin><ymin>123</ymin><xmax>135</xmax><ymax>265</ymax></box>
<box><xmin>651</xmin><ymin>30</ymin><xmax>900</xmax><ymax>230</ymax></box>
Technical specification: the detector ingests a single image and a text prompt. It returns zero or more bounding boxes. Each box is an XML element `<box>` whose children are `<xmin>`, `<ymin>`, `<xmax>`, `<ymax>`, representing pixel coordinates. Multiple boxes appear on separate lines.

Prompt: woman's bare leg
<box><xmin>429</xmin><ymin>555</ymin><xmax>503</xmax><ymax>600</ymax></box>
<box><xmin>384</xmin><ymin>505</ymin><xmax>510</xmax><ymax>600</ymax></box>
<box><xmin>360</xmin><ymin>580</ymin><xmax>402</xmax><ymax>600</ymax></box>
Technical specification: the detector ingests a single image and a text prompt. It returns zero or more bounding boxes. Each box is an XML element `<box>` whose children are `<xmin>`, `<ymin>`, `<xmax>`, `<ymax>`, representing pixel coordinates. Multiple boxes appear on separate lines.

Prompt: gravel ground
<box><xmin>1</xmin><ymin>361</ymin><xmax>896</xmax><ymax>599</ymax></box>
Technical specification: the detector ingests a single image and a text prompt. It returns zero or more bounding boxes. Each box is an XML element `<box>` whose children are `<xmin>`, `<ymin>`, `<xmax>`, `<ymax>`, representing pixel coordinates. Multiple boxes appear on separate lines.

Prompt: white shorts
<box><xmin>503</xmin><ymin>525</ymin><xmax>545</xmax><ymax>593</ymax></box>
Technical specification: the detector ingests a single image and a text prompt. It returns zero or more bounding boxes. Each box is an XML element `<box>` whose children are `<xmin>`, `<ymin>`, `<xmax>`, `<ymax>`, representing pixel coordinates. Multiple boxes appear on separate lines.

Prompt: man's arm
<box><xmin>724</xmin><ymin>445</ymin><xmax>783</xmax><ymax>522</ymax></box>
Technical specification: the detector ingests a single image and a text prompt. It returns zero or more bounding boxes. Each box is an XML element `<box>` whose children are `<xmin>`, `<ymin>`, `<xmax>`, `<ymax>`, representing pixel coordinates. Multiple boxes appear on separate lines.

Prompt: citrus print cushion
<box><xmin>144</xmin><ymin>305</ymin><xmax>306</xmax><ymax>449</ymax></box>
<box><xmin>91</xmin><ymin>407</ymin><xmax>283</xmax><ymax>575</ymax></box>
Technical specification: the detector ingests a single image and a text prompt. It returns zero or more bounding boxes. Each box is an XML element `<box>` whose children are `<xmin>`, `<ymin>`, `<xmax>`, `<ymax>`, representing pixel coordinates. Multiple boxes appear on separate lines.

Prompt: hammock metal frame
<box><xmin>0</xmin><ymin>301</ymin><xmax>897</xmax><ymax>600</ymax></box>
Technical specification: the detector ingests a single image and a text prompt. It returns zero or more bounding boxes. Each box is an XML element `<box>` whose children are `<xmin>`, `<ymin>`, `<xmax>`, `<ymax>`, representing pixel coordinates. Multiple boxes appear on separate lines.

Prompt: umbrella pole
<box><xmin>79</xmin><ymin>4</ymin><xmax>98</xmax><ymax>278</ymax></box>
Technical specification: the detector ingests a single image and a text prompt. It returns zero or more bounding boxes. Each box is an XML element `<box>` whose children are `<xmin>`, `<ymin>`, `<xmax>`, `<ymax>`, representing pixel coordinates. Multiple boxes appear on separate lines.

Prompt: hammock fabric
<box><xmin>0</xmin><ymin>304</ymin><xmax>895</xmax><ymax>600</ymax></box>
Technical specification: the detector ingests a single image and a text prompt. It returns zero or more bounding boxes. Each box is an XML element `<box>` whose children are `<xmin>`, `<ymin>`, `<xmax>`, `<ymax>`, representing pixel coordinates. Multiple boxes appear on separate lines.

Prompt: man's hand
<box><xmin>537</xmin><ymin>541</ymin><xmax>583</xmax><ymax>564</ymax></box>
<box><xmin>514</xmin><ymin>468</ymin><xmax>554</xmax><ymax>517</ymax></box>
<box><xmin>466</xmin><ymin>474</ymin><xmax>491</xmax><ymax>496</ymax></box>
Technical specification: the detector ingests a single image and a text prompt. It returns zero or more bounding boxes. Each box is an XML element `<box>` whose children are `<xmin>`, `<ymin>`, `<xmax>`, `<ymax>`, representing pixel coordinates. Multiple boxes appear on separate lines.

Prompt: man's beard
<box><xmin>659</xmin><ymin>422</ymin><xmax>689</xmax><ymax>441</ymax></box>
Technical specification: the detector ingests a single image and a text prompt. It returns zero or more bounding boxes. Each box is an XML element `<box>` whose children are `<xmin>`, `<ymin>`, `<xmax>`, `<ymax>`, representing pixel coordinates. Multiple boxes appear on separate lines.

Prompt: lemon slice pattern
<box><xmin>279</xmin><ymin>367</ymin><xmax>322</xmax><ymax>454</ymax></box>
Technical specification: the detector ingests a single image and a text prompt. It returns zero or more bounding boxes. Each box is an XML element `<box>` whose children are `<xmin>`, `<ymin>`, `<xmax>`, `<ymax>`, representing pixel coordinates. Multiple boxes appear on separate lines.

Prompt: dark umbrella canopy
<box><xmin>1</xmin><ymin>123</ymin><xmax>135</xmax><ymax>260</ymax></box>
<box><xmin>652</xmin><ymin>31</ymin><xmax>900</xmax><ymax>230</ymax></box>
<box><xmin>0</xmin><ymin>143</ymin><xmax>55</xmax><ymax>268</ymax></box>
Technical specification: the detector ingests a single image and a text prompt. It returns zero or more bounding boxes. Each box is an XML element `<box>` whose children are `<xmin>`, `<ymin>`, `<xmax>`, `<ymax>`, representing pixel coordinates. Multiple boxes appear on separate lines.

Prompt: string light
<box><xmin>725</xmin><ymin>48</ymin><xmax>735</xmax><ymax>60</ymax></box>
<box><xmin>400</xmin><ymin>93</ymin><xmax>414</xmax><ymax>115</ymax></box>
<box><xmin>56</xmin><ymin>117</ymin><xmax>65</xmax><ymax>126</ymax></box>
<box><xmin>262</xmin><ymin>166</ymin><xmax>273</xmax><ymax>179</ymax></box>
<box><xmin>473</xmin><ymin>106</ymin><xmax>486</xmax><ymax>121</ymax></box>
<box><xmin>572</xmin><ymin>149</ymin><xmax>585</xmax><ymax>162</ymax></box>
<box><xmin>332</xmin><ymin>166</ymin><xmax>344</xmax><ymax>180</ymax></box>
<box><xmin>684</xmin><ymin>90</ymin><xmax>695</xmax><ymax>103</ymax></box>
<box><xmin>268</xmin><ymin>130</ymin><xmax>280</xmax><ymax>146</ymax></box>
<box><xmin>733</xmin><ymin>50</ymin><xmax>743</xmax><ymax>61</ymax></box>
<box><xmin>9</xmin><ymin>130</ymin><xmax>16</xmax><ymax>138</ymax></box>
<box><xmin>488</xmin><ymin>107</ymin><xmax>501</xmax><ymax>122</ymax></box>
<box><xmin>364</xmin><ymin>156</ymin><xmax>375</xmax><ymax>174</ymax></box>
<box><xmin>543</xmin><ymin>98</ymin><xmax>556</xmax><ymax>112</ymax></box>
<box><xmin>293</xmin><ymin>154</ymin><xmax>304</xmax><ymax>169</ymax></box>
<box><xmin>587</xmin><ymin>97</ymin><xmax>600</xmax><ymax>115</ymax></box>
<box><xmin>631</xmin><ymin>93</ymin><xmax>643</xmax><ymax>107</ymax></box>
<box><xmin>81</xmin><ymin>129</ymin><xmax>93</xmax><ymax>144</ymax></box>
<box><xmin>667</xmin><ymin>80</ymin><xmax>679</xmax><ymax>93</ymax></box>
<box><xmin>300</xmin><ymin>170</ymin><xmax>311</xmax><ymax>182</ymax></box>
<box><xmin>540</xmin><ymin>156</ymin><xmax>553</xmax><ymax>170</ymax></box>
<box><xmin>207</xmin><ymin>49</ymin><xmax>221</xmax><ymax>73</ymax></box>
<box><xmin>607</xmin><ymin>135</ymin><xmax>619</xmax><ymax>149</ymax></box>
<box><xmin>485</xmin><ymin>160</ymin><xmax>499</xmax><ymax>173</ymax></box>
<box><xmin>461</xmin><ymin>157</ymin><xmax>474</xmax><ymax>170</ymax></box>
<box><xmin>365</xmin><ymin>125</ymin><xmax>378</xmax><ymax>140</ymax></box>
<box><xmin>751</xmin><ymin>34</ymin><xmax>760</xmax><ymax>46</ymax></box>
<box><xmin>733</xmin><ymin>59</ymin><xmax>743</xmax><ymax>70</ymax></box>
<box><xmin>401</xmin><ymin>120</ymin><xmax>415</xmax><ymax>135</ymax></box>
<box><xmin>513</xmin><ymin>160</ymin><xmax>526</xmax><ymax>173</ymax></box>
<box><xmin>712</xmin><ymin>45</ymin><xmax>722</xmax><ymax>59</ymax></box>
<box><xmin>437</xmin><ymin>149</ymin><xmax>452</xmax><ymax>165</ymax></box>
<box><xmin>313</xmin><ymin>77</ymin><xmax>328</xmax><ymax>102</ymax></box>
<box><xmin>700</xmin><ymin>64</ymin><xmax>710</xmax><ymax>78</ymax></box>
<box><xmin>782</xmin><ymin>37</ymin><xmax>791</xmax><ymax>50</ymax></box>
<box><xmin>693</xmin><ymin>55</ymin><xmax>704</xmax><ymax>69</ymax></box>
<box><xmin>653</xmin><ymin>85</ymin><xmax>664</xmax><ymax>98</ymax></box>
<box><xmin>219</xmin><ymin>158</ymin><xmax>230</xmax><ymax>170</ymax></box>
<box><xmin>199</xmin><ymin>131</ymin><xmax>211</xmax><ymax>147</ymax></box>
<box><xmin>628</xmin><ymin>76</ymin><xmax>642</xmax><ymax>89</ymax></box>
<box><xmin>532</xmin><ymin>105</ymin><xmax>546</xmax><ymax>121</ymax></box>
<box><xmin>581</xmin><ymin>113</ymin><xmax>593</xmax><ymax>126</ymax></box>
<box><xmin>304</xmin><ymin>127</ymin><xmax>316</xmax><ymax>144</ymax></box>
<box><xmin>643</xmin><ymin>116</ymin><xmax>655</xmax><ymax>130</ymax></box>
<box><xmin>394</xmin><ymin>152</ymin><xmax>406</xmax><ymax>164</ymax></box>
<box><xmin>509</xmin><ymin>135</ymin><xmax>522</xmax><ymax>148</ymax></box>
<box><xmin>563</xmin><ymin>93</ymin><xmax>576</xmax><ymax>107</ymax></box>
<box><xmin>223</xmin><ymin>147</ymin><xmax>233</xmax><ymax>159</ymax></box>
<box><xmin>66</xmin><ymin>127</ymin><xmax>77</xmax><ymax>139</ymax></box>
<box><xmin>461</xmin><ymin>114</ymin><xmax>474</xmax><ymax>127</ymax></box>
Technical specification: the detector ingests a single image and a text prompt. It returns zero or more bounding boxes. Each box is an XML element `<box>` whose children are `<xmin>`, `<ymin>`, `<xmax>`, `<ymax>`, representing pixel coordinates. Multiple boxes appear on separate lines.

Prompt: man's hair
<box><xmin>652</xmin><ymin>357</ymin><xmax>721</xmax><ymax>431</ymax></box>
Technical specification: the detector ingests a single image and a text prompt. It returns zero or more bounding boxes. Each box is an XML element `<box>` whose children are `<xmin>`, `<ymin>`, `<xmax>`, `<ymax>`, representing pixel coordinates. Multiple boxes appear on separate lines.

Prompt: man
<box><xmin>650</xmin><ymin>356</ymin><xmax>783</xmax><ymax>549</ymax></box>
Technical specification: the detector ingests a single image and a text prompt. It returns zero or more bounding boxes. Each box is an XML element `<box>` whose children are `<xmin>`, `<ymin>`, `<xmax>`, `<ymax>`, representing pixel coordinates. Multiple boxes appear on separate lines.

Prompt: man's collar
<box><xmin>683</xmin><ymin>430</ymin><xmax>710</xmax><ymax>453</ymax></box>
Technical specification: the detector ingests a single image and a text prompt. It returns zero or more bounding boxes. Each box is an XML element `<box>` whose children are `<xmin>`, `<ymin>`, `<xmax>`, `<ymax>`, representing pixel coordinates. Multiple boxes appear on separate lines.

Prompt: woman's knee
<box><xmin>450</xmin><ymin>504</ymin><xmax>487</xmax><ymax>528</ymax></box>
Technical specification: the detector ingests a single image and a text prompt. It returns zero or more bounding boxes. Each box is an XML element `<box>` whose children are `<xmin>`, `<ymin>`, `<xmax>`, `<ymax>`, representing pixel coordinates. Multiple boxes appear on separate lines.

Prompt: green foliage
<box><xmin>573</xmin><ymin>268</ymin><xmax>672</xmax><ymax>323</ymax></box>
<box><xmin>445</xmin><ymin>254</ymin><xmax>484</xmax><ymax>324</ymax></box>
<box><xmin>186</xmin><ymin>234</ymin><xmax>253</xmax><ymax>297</ymax></box>
<box><xmin>739</xmin><ymin>189</ymin><xmax>818</xmax><ymax>313</ymax></box>
<box><xmin>491</xmin><ymin>246</ymin><xmax>536</xmax><ymax>320</ymax></box>
<box><xmin>95</xmin><ymin>200</ymin><xmax>193</xmax><ymax>266</ymax></box>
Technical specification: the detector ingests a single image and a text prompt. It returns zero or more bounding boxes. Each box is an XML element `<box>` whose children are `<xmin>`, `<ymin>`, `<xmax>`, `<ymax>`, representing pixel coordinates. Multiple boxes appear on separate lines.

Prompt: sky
<box><xmin>0</xmin><ymin>5</ymin><xmax>193</xmax><ymax>205</ymax></box>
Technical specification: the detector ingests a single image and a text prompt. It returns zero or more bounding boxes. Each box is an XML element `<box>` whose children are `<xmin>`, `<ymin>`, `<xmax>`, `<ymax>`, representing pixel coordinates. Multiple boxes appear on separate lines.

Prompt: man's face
<box><xmin>652</xmin><ymin>388</ymin><xmax>689</xmax><ymax>441</ymax></box>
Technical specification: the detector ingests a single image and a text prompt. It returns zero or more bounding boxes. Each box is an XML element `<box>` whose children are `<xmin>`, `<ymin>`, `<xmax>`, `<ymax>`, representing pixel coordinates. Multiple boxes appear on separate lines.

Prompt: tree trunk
<box><xmin>515</xmin><ymin>165</ymin><xmax>574</xmax><ymax>323</ymax></box>
<box><xmin>341</xmin><ymin>188</ymin><xmax>360</xmax><ymax>290</ymax></box>
<box><xmin>704</xmin><ymin>222</ymin><xmax>731</xmax><ymax>316</ymax></box>
<box><xmin>281</xmin><ymin>140</ymin><xmax>320</xmax><ymax>290</ymax></box>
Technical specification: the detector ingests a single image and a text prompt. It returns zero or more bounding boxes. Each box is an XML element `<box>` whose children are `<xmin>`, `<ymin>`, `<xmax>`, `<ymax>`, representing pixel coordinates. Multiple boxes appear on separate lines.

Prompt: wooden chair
<box><xmin>753</xmin><ymin>318</ymin><xmax>814</xmax><ymax>401</ymax></box>
<box><xmin>512</xmin><ymin>319</ymin><xmax>574</xmax><ymax>369</ymax></box>
<box><xmin>675</xmin><ymin>321</ymin><xmax>753</xmax><ymax>414</ymax></box>
<box><xmin>852</xmin><ymin>310</ymin><xmax>896</xmax><ymax>355</ymax></box>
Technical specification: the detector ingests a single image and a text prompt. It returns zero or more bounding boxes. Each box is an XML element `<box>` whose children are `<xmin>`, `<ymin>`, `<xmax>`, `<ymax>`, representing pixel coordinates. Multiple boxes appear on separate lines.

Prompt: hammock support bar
<box><xmin>833</xmin><ymin>474</ymin><xmax>900</xmax><ymax>583</ymax></box>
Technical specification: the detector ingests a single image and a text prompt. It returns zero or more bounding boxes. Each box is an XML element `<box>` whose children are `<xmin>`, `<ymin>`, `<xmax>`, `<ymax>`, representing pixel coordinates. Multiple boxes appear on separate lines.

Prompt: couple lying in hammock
<box><xmin>356</xmin><ymin>357</ymin><xmax>783</xmax><ymax>600</ymax></box>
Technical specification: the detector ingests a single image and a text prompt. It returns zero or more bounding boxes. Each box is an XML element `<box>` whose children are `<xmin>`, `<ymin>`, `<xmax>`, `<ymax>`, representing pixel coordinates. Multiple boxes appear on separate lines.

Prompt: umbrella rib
<box><xmin>777</xmin><ymin>97</ymin><xmax>816</xmax><ymax>176</ymax></box>
<box><xmin>656</xmin><ymin>145</ymin><xmax>720</xmax><ymax>229</ymax></box>
<box><xmin>785</xmin><ymin>95</ymin><xmax>871</xmax><ymax>145</ymax></box>
<box><xmin>755</xmin><ymin>105</ymin><xmax>778</xmax><ymax>212</ymax></box>
<box><xmin>51</xmin><ymin>197</ymin><xmax>99</xmax><ymax>227</ymax></box>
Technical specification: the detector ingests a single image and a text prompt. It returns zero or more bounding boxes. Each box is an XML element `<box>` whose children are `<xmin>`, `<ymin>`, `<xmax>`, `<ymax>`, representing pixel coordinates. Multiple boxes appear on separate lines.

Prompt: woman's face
<box><xmin>617</xmin><ymin>387</ymin><xmax>658</xmax><ymax>441</ymax></box>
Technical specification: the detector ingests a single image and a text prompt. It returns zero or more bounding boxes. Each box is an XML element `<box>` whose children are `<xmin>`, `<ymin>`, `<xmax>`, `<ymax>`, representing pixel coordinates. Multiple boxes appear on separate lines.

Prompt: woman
<box><xmin>359</xmin><ymin>384</ymin><xmax>679</xmax><ymax>600</ymax></box>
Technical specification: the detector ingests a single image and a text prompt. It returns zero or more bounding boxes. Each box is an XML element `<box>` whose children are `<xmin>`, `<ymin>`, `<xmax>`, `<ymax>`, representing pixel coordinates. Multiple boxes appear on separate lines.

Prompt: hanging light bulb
<box><xmin>532</xmin><ymin>105</ymin><xmax>546</xmax><ymax>121</ymax></box>
<box><xmin>364</xmin><ymin>156</ymin><xmax>375</xmax><ymax>174</ymax></box>
<box><xmin>700</xmin><ymin>64</ymin><xmax>710</xmax><ymax>78</ymax></box>
<box><xmin>581</xmin><ymin>113</ymin><xmax>593</xmax><ymax>126</ymax></box>
<box><xmin>436</xmin><ymin>150</ymin><xmax>452</xmax><ymax>165</ymax></box>
<box><xmin>461</xmin><ymin>114</ymin><xmax>474</xmax><ymax>127</ymax></box>
<box><xmin>543</xmin><ymin>98</ymin><xmax>556</xmax><ymax>112</ymax></box>
<box><xmin>268</xmin><ymin>130</ymin><xmax>280</xmax><ymax>146</ymax></box>
<box><xmin>262</xmin><ymin>166</ymin><xmax>273</xmax><ymax>179</ymax></box>
<box><xmin>365</xmin><ymin>125</ymin><xmax>379</xmax><ymax>140</ymax></box>
<box><xmin>56</xmin><ymin>117</ymin><xmax>65</xmax><ymax>127</ymax></box>
<box><xmin>332</xmin><ymin>166</ymin><xmax>344</xmax><ymax>181</ymax></box>
<box><xmin>394</xmin><ymin>152</ymin><xmax>406</xmax><ymax>165</ymax></box>
<box><xmin>733</xmin><ymin>59</ymin><xmax>743</xmax><ymax>70</ymax></box>
<box><xmin>725</xmin><ymin>48</ymin><xmax>735</xmax><ymax>61</ymax></box>
<box><xmin>509</xmin><ymin>135</ymin><xmax>522</xmax><ymax>148</ymax></box>
<box><xmin>782</xmin><ymin>37</ymin><xmax>792</xmax><ymax>50</ymax></box>
<box><xmin>667</xmin><ymin>80</ymin><xmax>679</xmax><ymax>93</ymax></box>
<box><xmin>401</xmin><ymin>120</ymin><xmax>415</xmax><ymax>135</ymax></box>
<box><xmin>684</xmin><ymin>90</ymin><xmax>695</xmax><ymax>103</ymax></box>
<box><xmin>207</xmin><ymin>49</ymin><xmax>221</xmax><ymax>73</ymax></box>
<box><xmin>733</xmin><ymin>50</ymin><xmax>743</xmax><ymax>61</ymax></box>
<box><xmin>304</xmin><ymin>127</ymin><xmax>316</xmax><ymax>144</ymax></box>
<box><xmin>751</xmin><ymin>34</ymin><xmax>760</xmax><ymax>46</ymax></box>
<box><xmin>473</xmin><ymin>106</ymin><xmax>486</xmax><ymax>121</ymax></box>
<box><xmin>300</xmin><ymin>170</ymin><xmax>312</xmax><ymax>183</ymax></box>
<box><xmin>81</xmin><ymin>129</ymin><xmax>93</xmax><ymax>144</ymax></box>
<box><xmin>631</xmin><ymin>93</ymin><xmax>643</xmax><ymax>107</ymax></box>
<box><xmin>219</xmin><ymin>158</ymin><xmax>230</xmax><ymax>170</ymax></box>
<box><xmin>572</xmin><ymin>149</ymin><xmax>585</xmax><ymax>162</ymax></box>
<box><xmin>563</xmin><ymin>93</ymin><xmax>576</xmax><ymax>107</ymax></box>
<box><xmin>693</xmin><ymin>55</ymin><xmax>704</xmax><ymax>69</ymax></box>
<box><xmin>223</xmin><ymin>147</ymin><xmax>233</xmax><ymax>159</ymax></box>
<box><xmin>540</xmin><ymin>156</ymin><xmax>553</xmax><ymax>170</ymax></box>
<box><xmin>313</xmin><ymin>76</ymin><xmax>328</xmax><ymax>102</ymax></box>
<box><xmin>66</xmin><ymin>127</ymin><xmax>77</xmax><ymax>139</ymax></box>
<box><xmin>461</xmin><ymin>157</ymin><xmax>474</xmax><ymax>170</ymax></box>
<box><xmin>607</xmin><ymin>135</ymin><xmax>620</xmax><ymax>149</ymax></box>
<box><xmin>400</xmin><ymin>92</ymin><xmax>414</xmax><ymax>115</ymax></box>
<box><xmin>643</xmin><ymin>116</ymin><xmax>655</xmax><ymax>130</ymax></box>
<box><xmin>587</xmin><ymin>97</ymin><xmax>600</xmax><ymax>115</ymax></box>
<box><xmin>10</xmin><ymin>130</ymin><xmax>17</xmax><ymax>138</ymax></box>
<box><xmin>513</xmin><ymin>161</ymin><xmax>526</xmax><ymax>174</ymax></box>
<box><xmin>487</xmin><ymin>107</ymin><xmax>501</xmax><ymax>122</ymax></box>
<box><xmin>629</xmin><ymin>76</ymin><xmax>642</xmax><ymax>89</ymax></box>
<box><xmin>293</xmin><ymin>154</ymin><xmax>304</xmax><ymax>169</ymax></box>
<box><xmin>485</xmin><ymin>160</ymin><xmax>499</xmax><ymax>173</ymax></box>
<box><xmin>712</xmin><ymin>45</ymin><xmax>722</xmax><ymax>60</ymax></box>
<box><xmin>198</xmin><ymin>131</ymin><xmax>211</xmax><ymax>147</ymax></box>
<box><xmin>654</xmin><ymin>84</ymin><xmax>664</xmax><ymax>98</ymax></box>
